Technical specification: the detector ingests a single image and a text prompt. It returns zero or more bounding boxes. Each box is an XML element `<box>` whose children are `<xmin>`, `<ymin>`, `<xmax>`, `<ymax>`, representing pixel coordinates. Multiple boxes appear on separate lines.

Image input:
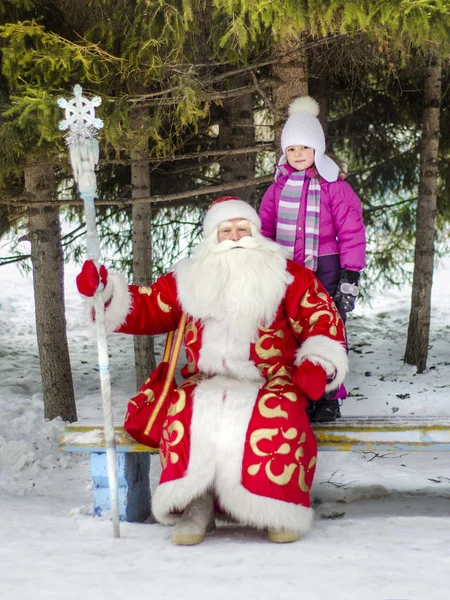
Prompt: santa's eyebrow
<box><xmin>218</xmin><ymin>221</ymin><xmax>232</xmax><ymax>230</ymax></box>
<box><xmin>218</xmin><ymin>219</ymin><xmax>250</xmax><ymax>230</ymax></box>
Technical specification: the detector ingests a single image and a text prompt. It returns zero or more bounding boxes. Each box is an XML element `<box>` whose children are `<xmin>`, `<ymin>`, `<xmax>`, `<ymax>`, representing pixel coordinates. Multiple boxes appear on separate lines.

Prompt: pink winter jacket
<box><xmin>259</xmin><ymin>164</ymin><xmax>366</xmax><ymax>272</ymax></box>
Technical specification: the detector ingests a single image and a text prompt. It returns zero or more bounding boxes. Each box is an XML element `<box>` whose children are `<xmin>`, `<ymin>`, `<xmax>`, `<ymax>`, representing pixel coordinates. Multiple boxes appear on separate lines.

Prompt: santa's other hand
<box><xmin>76</xmin><ymin>260</ymin><xmax>108</xmax><ymax>297</ymax></box>
<box><xmin>293</xmin><ymin>360</ymin><xmax>327</xmax><ymax>401</ymax></box>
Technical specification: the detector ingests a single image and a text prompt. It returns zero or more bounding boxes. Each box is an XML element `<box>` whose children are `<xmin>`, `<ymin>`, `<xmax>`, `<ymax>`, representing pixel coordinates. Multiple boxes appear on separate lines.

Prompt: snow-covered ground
<box><xmin>1</xmin><ymin>254</ymin><xmax>450</xmax><ymax>600</ymax></box>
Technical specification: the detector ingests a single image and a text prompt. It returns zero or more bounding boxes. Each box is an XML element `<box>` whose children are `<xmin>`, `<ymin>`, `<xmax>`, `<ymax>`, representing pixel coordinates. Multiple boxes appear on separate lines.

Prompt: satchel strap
<box><xmin>165</xmin><ymin>313</ymin><xmax>187</xmax><ymax>385</ymax></box>
<box><xmin>143</xmin><ymin>313</ymin><xmax>187</xmax><ymax>438</ymax></box>
<box><xmin>162</xmin><ymin>330</ymin><xmax>174</xmax><ymax>362</ymax></box>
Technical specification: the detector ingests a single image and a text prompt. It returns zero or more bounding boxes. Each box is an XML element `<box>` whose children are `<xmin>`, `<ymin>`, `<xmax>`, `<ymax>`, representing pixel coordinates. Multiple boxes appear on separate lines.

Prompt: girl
<box><xmin>259</xmin><ymin>96</ymin><xmax>366</xmax><ymax>422</ymax></box>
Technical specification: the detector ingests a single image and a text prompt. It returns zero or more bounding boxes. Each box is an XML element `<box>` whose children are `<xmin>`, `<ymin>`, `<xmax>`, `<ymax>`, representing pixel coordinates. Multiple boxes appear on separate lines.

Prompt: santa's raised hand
<box><xmin>76</xmin><ymin>260</ymin><xmax>108</xmax><ymax>297</ymax></box>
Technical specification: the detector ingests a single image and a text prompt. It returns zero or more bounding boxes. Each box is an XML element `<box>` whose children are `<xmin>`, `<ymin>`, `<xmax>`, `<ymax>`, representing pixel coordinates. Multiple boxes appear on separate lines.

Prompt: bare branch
<box><xmin>2</xmin><ymin>175</ymin><xmax>273</xmax><ymax>207</ymax></box>
<box><xmin>104</xmin><ymin>144</ymin><xmax>273</xmax><ymax>166</ymax></box>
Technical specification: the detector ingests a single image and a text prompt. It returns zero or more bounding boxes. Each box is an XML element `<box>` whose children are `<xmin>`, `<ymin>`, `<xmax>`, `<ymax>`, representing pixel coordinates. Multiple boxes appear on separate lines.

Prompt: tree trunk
<box><xmin>216</xmin><ymin>92</ymin><xmax>257</xmax><ymax>205</ymax></box>
<box><xmin>130</xmin><ymin>106</ymin><xmax>156</xmax><ymax>389</ymax></box>
<box><xmin>25</xmin><ymin>156</ymin><xmax>77</xmax><ymax>421</ymax></box>
<box><xmin>271</xmin><ymin>45</ymin><xmax>309</xmax><ymax>155</ymax></box>
<box><xmin>404</xmin><ymin>52</ymin><xmax>441</xmax><ymax>373</ymax></box>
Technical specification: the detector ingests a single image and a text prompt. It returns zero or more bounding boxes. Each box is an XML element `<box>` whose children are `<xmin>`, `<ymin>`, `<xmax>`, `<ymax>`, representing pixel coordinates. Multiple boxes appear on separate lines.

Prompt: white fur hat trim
<box><xmin>203</xmin><ymin>198</ymin><xmax>261</xmax><ymax>237</ymax></box>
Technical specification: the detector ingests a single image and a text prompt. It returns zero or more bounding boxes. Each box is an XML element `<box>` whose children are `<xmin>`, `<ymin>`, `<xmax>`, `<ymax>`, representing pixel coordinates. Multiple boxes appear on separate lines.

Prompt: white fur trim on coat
<box><xmin>152</xmin><ymin>377</ymin><xmax>313</xmax><ymax>534</ymax></box>
<box><xmin>85</xmin><ymin>272</ymin><xmax>132</xmax><ymax>333</ymax></box>
<box><xmin>295</xmin><ymin>335</ymin><xmax>348</xmax><ymax>393</ymax></box>
<box><xmin>197</xmin><ymin>317</ymin><xmax>264</xmax><ymax>382</ymax></box>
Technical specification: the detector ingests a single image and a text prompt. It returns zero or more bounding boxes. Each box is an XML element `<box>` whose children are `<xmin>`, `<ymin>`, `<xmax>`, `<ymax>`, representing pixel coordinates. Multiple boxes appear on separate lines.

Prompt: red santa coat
<box><xmin>102</xmin><ymin>260</ymin><xmax>348</xmax><ymax>534</ymax></box>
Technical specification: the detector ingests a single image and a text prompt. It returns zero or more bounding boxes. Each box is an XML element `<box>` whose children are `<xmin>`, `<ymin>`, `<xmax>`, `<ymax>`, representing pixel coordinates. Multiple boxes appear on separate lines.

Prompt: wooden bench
<box><xmin>60</xmin><ymin>416</ymin><xmax>450</xmax><ymax>522</ymax></box>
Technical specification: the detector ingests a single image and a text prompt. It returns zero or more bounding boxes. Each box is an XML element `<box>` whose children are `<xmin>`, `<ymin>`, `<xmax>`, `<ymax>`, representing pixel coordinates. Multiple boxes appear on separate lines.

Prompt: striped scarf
<box><xmin>275</xmin><ymin>167</ymin><xmax>321</xmax><ymax>271</ymax></box>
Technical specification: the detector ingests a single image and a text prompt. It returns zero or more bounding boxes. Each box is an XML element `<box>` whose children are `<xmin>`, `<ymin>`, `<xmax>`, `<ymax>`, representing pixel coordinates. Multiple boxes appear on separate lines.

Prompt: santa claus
<box><xmin>76</xmin><ymin>196</ymin><xmax>348</xmax><ymax>545</ymax></box>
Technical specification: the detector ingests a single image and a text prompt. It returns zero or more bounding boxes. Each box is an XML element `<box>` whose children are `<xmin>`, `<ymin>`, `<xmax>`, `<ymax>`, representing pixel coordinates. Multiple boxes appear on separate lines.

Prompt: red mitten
<box><xmin>76</xmin><ymin>260</ymin><xmax>108</xmax><ymax>297</ymax></box>
<box><xmin>293</xmin><ymin>360</ymin><xmax>327</xmax><ymax>401</ymax></box>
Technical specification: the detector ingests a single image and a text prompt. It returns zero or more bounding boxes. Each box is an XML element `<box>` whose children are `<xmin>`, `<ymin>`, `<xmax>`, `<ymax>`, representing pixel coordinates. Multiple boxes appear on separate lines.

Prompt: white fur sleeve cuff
<box><xmin>294</xmin><ymin>335</ymin><xmax>348</xmax><ymax>393</ymax></box>
<box><xmin>84</xmin><ymin>272</ymin><xmax>132</xmax><ymax>333</ymax></box>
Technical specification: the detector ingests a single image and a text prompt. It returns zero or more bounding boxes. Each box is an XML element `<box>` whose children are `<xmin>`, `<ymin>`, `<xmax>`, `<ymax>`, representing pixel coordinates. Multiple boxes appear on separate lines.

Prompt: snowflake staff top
<box><xmin>57</xmin><ymin>85</ymin><xmax>103</xmax><ymax>194</ymax></box>
<box><xmin>58</xmin><ymin>84</ymin><xmax>103</xmax><ymax>140</ymax></box>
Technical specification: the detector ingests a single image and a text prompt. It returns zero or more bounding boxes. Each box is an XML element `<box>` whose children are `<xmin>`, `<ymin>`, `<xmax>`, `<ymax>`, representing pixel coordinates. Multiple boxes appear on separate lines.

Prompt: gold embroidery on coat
<box><xmin>300</xmin><ymin>290</ymin><xmax>320</xmax><ymax>308</ymax></box>
<box><xmin>309</xmin><ymin>310</ymin><xmax>334</xmax><ymax>326</ymax></box>
<box><xmin>299</xmin><ymin>457</ymin><xmax>317</xmax><ymax>492</ymax></box>
<box><xmin>266</xmin><ymin>364</ymin><xmax>280</xmax><ymax>378</ymax></box>
<box><xmin>142</xmin><ymin>388</ymin><xmax>155</xmax><ymax>403</ymax></box>
<box><xmin>258</xmin><ymin>326</ymin><xmax>274</xmax><ymax>333</ymax></box>
<box><xmin>265</xmin><ymin>461</ymin><xmax>297</xmax><ymax>486</ymax></box>
<box><xmin>247</xmin><ymin>464</ymin><xmax>262</xmax><ymax>476</ymax></box>
<box><xmin>258</xmin><ymin>394</ymin><xmax>288</xmax><ymax>420</ymax></box>
<box><xmin>167</xmin><ymin>421</ymin><xmax>184</xmax><ymax>446</ymax></box>
<box><xmin>250</xmin><ymin>428</ymin><xmax>280</xmax><ymax>456</ymax></box>
<box><xmin>181</xmin><ymin>373</ymin><xmax>208</xmax><ymax>387</ymax></box>
<box><xmin>282</xmin><ymin>427</ymin><xmax>298</xmax><ymax>439</ymax></box>
<box><xmin>294</xmin><ymin>432</ymin><xmax>307</xmax><ymax>460</ymax></box>
<box><xmin>160</xmin><ymin>451</ymin><xmax>167</xmax><ymax>469</ymax></box>
<box><xmin>185</xmin><ymin>320</ymin><xmax>198</xmax><ymax>342</ymax></box>
<box><xmin>162</xmin><ymin>420</ymin><xmax>185</xmax><ymax>467</ymax></box>
<box><xmin>277</xmin><ymin>443</ymin><xmax>291</xmax><ymax>455</ymax></box>
<box><xmin>289</xmin><ymin>318</ymin><xmax>303</xmax><ymax>335</ymax></box>
<box><xmin>138</xmin><ymin>286</ymin><xmax>152</xmax><ymax>296</ymax></box>
<box><xmin>265</xmin><ymin>377</ymin><xmax>289</xmax><ymax>391</ymax></box>
<box><xmin>157</xmin><ymin>293</ymin><xmax>172</xmax><ymax>313</ymax></box>
<box><xmin>255</xmin><ymin>334</ymin><xmax>282</xmax><ymax>360</ymax></box>
<box><xmin>272</xmin><ymin>366</ymin><xmax>291</xmax><ymax>380</ymax></box>
<box><xmin>167</xmin><ymin>389</ymin><xmax>186</xmax><ymax>416</ymax></box>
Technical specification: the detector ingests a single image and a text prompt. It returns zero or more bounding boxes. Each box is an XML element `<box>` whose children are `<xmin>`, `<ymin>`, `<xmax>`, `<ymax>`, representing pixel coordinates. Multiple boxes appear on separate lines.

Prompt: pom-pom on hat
<box><xmin>203</xmin><ymin>196</ymin><xmax>261</xmax><ymax>238</ymax></box>
<box><xmin>279</xmin><ymin>96</ymin><xmax>339</xmax><ymax>182</ymax></box>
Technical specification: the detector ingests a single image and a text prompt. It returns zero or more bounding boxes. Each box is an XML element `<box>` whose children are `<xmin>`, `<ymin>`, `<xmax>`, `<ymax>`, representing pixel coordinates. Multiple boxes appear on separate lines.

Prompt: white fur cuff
<box><xmin>85</xmin><ymin>272</ymin><xmax>132</xmax><ymax>333</ymax></box>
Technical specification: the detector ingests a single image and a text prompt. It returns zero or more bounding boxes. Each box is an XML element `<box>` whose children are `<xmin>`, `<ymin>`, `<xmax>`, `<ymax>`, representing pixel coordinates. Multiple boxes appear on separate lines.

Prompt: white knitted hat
<box><xmin>203</xmin><ymin>196</ymin><xmax>261</xmax><ymax>238</ymax></box>
<box><xmin>279</xmin><ymin>96</ymin><xmax>339</xmax><ymax>182</ymax></box>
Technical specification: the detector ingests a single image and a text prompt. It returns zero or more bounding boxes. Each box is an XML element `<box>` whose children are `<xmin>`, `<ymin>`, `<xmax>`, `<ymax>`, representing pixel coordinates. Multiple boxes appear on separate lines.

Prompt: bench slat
<box><xmin>60</xmin><ymin>417</ymin><xmax>450</xmax><ymax>454</ymax></box>
<box><xmin>60</xmin><ymin>425</ymin><xmax>158</xmax><ymax>453</ymax></box>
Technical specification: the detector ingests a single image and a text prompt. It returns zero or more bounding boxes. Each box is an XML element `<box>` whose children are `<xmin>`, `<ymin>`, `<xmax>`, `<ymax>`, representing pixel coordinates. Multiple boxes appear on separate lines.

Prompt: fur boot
<box><xmin>268</xmin><ymin>529</ymin><xmax>301</xmax><ymax>543</ymax></box>
<box><xmin>171</xmin><ymin>493</ymin><xmax>216</xmax><ymax>546</ymax></box>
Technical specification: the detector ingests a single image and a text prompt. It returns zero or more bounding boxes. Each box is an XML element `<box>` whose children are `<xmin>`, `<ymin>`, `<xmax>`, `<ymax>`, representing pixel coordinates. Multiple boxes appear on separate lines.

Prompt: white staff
<box><xmin>58</xmin><ymin>85</ymin><xmax>120</xmax><ymax>538</ymax></box>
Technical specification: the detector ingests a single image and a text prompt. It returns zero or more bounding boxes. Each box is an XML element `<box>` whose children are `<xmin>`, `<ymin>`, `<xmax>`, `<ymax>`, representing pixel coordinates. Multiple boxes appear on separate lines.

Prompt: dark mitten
<box><xmin>292</xmin><ymin>360</ymin><xmax>328</xmax><ymax>401</ymax></box>
<box><xmin>76</xmin><ymin>260</ymin><xmax>108</xmax><ymax>297</ymax></box>
<box><xmin>334</xmin><ymin>269</ymin><xmax>360</xmax><ymax>313</ymax></box>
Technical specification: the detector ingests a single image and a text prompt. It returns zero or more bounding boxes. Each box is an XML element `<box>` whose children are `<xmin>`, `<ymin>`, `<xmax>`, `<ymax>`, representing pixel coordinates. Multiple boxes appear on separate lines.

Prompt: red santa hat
<box><xmin>279</xmin><ymin>96</ymin><xmax>340</xmax><ymax>182</ymax></box>
<box><xmin>203</xmin><ymin>196</ymin><xmax>262</xmax><ymax>238</ymax></box>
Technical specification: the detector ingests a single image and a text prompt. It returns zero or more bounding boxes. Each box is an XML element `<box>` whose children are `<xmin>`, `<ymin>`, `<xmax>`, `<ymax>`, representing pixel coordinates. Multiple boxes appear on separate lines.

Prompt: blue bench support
<box><xmin>91</xmin><ymin>452</ymin><xmax>151</xmax><ymax>521</ymax></box>
<box><xmin>59</xmin><ymin>424</ymin><xmax>158</xmax><ymax>522</ymax></box>
<box><xmin>60</xmin><ymin>416</ymin><xmax>450</xmax><ymax>521</ymax></box>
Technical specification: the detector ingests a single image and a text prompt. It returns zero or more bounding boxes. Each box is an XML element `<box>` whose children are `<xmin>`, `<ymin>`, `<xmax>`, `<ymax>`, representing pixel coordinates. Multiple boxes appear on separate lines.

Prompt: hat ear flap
<box><xmin>314</xmin><ymin>152</ymin><xmax>340</xmax><ymax>182</ymax></box>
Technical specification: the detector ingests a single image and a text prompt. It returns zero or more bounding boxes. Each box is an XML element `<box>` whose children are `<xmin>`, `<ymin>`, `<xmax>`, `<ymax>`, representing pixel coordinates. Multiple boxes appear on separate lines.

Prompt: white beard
<box><xmin>174</xmin><ymin>233</ymin><xmax>293</xmax><ymax>342</ymax></box>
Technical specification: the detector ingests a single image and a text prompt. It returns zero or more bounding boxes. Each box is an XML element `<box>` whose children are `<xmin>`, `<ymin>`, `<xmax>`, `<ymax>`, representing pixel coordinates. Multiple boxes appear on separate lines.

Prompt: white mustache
<box><xmin>210</xmin><ymin>236</ymin><xmax>261</xmax><ymax>253</ymax></box>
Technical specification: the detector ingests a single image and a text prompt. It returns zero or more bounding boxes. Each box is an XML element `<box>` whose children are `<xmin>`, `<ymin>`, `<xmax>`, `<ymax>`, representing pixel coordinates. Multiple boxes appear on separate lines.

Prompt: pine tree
<box><xmin>404</xmin><ymin>51</ymin><xmax>442</xmax><ymax>372</ymax></box>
